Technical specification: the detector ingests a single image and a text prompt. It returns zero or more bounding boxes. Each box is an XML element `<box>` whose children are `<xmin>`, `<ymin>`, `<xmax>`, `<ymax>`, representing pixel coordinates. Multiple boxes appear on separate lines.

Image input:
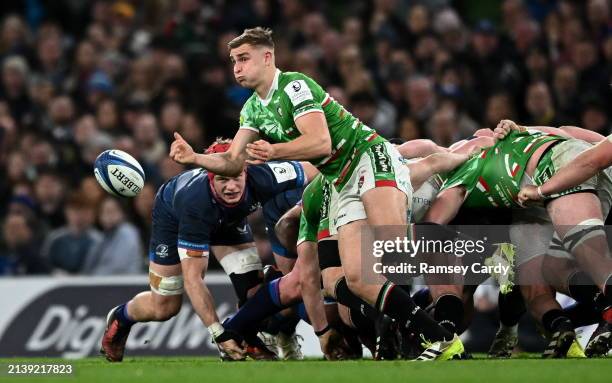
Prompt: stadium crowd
<box><xmin>0</xmin><ymin>0</ymin><xmax>610</xmax><ymax>276</ymax></box>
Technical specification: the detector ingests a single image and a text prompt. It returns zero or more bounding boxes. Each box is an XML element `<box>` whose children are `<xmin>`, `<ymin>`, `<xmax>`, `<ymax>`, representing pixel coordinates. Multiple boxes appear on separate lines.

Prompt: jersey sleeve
<box><xmin>282</xmin><ymin>73</ymin><xmax>326</xmax><ymax>121</ymax></box>
<box><xmin>297</xmin><ymin>210</ymin><xmax>318</xmax><ymax>245</ymax></box>
<box><xmin>608</xmin><ymin>134</ymin><xmax>612</xmax><ymax>142</ymax></box>
<box><xmin>239</xmin><ymin>99</ymin><xmax>260</xmax><ymax>133</ymax></box>
<box><xmin>249</xmin><ymin>161</ymin><xmax>307</xmax><ymax>203</ymax></box>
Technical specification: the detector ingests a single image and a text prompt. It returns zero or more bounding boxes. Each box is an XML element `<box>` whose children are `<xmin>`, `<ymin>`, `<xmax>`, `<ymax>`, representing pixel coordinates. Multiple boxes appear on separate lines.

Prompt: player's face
<box><xmin>212</xmin><ymin>172</ymin><xmax>247</xmax><ymax>204</ymax></box>
<box><xmin>229</xmin><ymin>44</ymin><xmax>271</xmax><ymax>89</ymax></box>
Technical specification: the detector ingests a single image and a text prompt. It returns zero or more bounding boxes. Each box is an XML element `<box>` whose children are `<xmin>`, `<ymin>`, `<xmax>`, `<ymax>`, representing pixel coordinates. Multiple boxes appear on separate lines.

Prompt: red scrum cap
<box><xmin>205</xmin><ymin>139</ymin><xmax>232</xmax><ymax>180</ymax></box>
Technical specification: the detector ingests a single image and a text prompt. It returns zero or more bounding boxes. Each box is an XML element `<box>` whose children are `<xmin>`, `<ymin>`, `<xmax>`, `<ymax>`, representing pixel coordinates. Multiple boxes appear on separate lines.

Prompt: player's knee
<box><xmin>343</xmin><ymin>271</ymin><xmax>365</xmax><ymax>295</ymax></box>
<box><xmin>153</xmin><ymin>298</ymin><xmax>182</xmax><ymax>321</ymax></box>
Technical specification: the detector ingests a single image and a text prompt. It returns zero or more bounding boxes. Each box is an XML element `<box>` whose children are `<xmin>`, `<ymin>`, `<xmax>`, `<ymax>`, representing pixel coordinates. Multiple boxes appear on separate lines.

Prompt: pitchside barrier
<box><xmin>0</xmin><ymin>275</ymin><xmax>591</xmax><ymax>358</ymax></box>
<box><xmin>0</xmin><ymin>274</ymin><xmax>322</xmax><ymax>359</ymax></box>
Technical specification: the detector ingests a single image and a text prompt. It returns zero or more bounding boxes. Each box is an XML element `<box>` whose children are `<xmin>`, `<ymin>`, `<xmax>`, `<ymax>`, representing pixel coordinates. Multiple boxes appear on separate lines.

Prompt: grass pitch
<box><xmin>1</xmin><ymin>356</ymin><xmax>610</xmax><ymax>383</ymax></box>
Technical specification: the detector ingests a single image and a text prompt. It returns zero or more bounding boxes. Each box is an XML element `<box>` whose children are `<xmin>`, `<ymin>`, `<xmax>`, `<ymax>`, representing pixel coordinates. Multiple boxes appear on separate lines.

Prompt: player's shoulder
<box><xmin>279</xmin><ymin>71</ymin><xmax>321</xmax><ymax>91</ymax></box>
<box><xmin>172</xmin><ymin>169</ymin><xmax>211</xmax><ymax>204</ymax></box>
<box><xmin>240</xmin><ymin>92</ymin><xmax>259</xmax><ymax>111</ymax></box>
<box><xmin>247</xmin><ymin>161</ymin><xmax>304</xmax><ymax>184</ymax></box>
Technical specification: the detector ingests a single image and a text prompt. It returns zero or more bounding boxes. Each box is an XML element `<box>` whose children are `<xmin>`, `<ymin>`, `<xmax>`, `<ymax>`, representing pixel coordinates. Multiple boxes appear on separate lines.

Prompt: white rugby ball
<box><xmin>94</xmin><ymin>149</ymin><xmax>145</xmax><ymax>197</ymax></box>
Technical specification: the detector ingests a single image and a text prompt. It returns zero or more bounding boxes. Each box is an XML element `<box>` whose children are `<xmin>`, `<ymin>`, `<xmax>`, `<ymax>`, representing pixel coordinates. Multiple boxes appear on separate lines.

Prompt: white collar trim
<box><xmin>258</xmin><ymin>69</ymin><xmax>281</xmax><ymax>106</ymax></box>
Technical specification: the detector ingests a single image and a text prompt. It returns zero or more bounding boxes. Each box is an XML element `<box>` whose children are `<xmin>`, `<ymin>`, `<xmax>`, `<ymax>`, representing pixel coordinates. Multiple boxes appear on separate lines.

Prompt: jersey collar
<box><xmin>257</xmin><ymin>69</ymin><xmax>281</xmax><ymax>107</ymax></box>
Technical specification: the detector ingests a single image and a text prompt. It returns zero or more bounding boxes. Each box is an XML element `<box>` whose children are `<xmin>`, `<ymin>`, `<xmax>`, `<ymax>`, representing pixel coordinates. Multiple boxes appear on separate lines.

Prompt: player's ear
<box><xmin>264</xmin><ymin>49</ymin><xmax>272</xmax><ymax>66</ymax></box>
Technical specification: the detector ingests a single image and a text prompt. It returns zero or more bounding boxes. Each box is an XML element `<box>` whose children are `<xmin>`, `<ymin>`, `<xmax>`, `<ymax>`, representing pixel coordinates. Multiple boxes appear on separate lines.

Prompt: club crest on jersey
<box><xmin>291</xmin><ymin>81</ymin><xmax>301</xmax><ymax>92</ymax></box>
<box><xmin>156</xmin><ymin>244</ymin><xmax>169</xmax><ymax>258</ymax></box>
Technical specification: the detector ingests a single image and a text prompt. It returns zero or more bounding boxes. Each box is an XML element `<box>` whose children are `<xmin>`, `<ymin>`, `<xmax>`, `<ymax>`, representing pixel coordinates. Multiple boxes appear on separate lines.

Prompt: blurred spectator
<box><xmin>40</xmin><ymin>193</ymin><xmax>101</xmax><ymax>274</ymax></box>
<box><xmin>580</xmin><ymin>99</ymin><xmax>610</xmax><ymax>135</ymax></box>
<box><xmin>33</xmin><ymin>169</ymin><xmax>66</xmax><ymax>228</ymax></box>
<box><xmin>485</xmin><ymin>92</ymin><xmax>516</xmax><ymax>130</ymax></box>
<box><xmin>82</xmin><ymin>197</ymin><xmax>143</xmax><ymax>275</ymax></box>
<box><xmin>405</xmin><ymin>75</ymin><xmax>436</xmax><ymax>133</ymax></box>
<box><xmin>133</xmin><ymin>183</ymin><xmax>156</xmax><ymax>245</ymax></box>
<box><xmin>133</xmin><ymin>113</ymin><xmax>167</xmax><ymax>165</ymax></box>
<box><xmin>0</xmin><ymin>1</ymin><xmax>609</xmax><ymax>276</ymax></box>
<box><xmin>0</xmin><ymin>211</ymin><xmax>49</xmax><ymax>275</ymax></box>
<box><xmin>1</xmin><ymin>55</ymin><xmax>31</xmax><ymax>126</ymax></box>
<box><xmin>349</xmin><ymin>91</ymin><xmax>397</xmax><ymax>138</ymax></box>
<box><xmin>525</xmin><ymin>81</ymin><xmax>560</xmax><ymax>126</ymax></box>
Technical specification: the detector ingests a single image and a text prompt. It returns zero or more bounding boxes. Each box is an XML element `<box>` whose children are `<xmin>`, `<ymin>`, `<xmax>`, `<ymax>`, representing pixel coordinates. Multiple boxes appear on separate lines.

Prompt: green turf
<box><xmin>0</xmin><ymin>356</ymin><xmax>610</xmax><ymax>383</ymax></box>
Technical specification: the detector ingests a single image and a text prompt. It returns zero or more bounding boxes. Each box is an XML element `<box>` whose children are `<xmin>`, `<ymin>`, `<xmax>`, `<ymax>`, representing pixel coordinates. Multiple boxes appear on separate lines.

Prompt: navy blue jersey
<box><xmin>262</xmin><ymin>188</ymin><xmax>303</xmax><ymax>258</ymax></box>
<box><xmin>149</xmin><ymin>162</ymin><xmax>306</xmax><ymax>265</ymax></box>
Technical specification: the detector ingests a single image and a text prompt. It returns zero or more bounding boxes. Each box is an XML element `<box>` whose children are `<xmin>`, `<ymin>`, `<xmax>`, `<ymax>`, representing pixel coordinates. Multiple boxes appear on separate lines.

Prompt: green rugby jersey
<box><xmin>442</xmin><ymin>130</ymin><xmax>565</xmax><ymax>208</ymax></box>
<box><xmin>239</xmin><ymin>69</ymin><xmax>385</xmax><ymax>184</ymax></box>
<box><xmin>297</xmin><ymin>174</ymin><xmax>332</xmax><ymax>244</ymax></box>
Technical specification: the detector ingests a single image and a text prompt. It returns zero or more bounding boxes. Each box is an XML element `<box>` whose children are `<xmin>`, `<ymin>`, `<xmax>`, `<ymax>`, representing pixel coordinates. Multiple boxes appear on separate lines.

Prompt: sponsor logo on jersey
<box><xmin>371</xmin><ymin>143</ymin><xmax>391</xmax><ymax>174</ymax></box>
<box><xmin>284</xmin><ymin>80</ymin><xmax>313</xmax><ymax>106</ymax></box>
<box><xmin>320</xmin><ymin>183</ymin><xmax>331</xmax><ymax>220</ymax></box>
<box><xmin>268</xmin><ymin>162</ymin><xmax>297</xmax><ymax>183</ymax></box>
<box><xmin>236</xmin><ymin>224</ymin><xmax>249</xmax><ymax>234</ymax></box>
<box><xmin>156</xmin><ymin>244</ymin><xmax>169</xmax><ymax>258</ymax></box>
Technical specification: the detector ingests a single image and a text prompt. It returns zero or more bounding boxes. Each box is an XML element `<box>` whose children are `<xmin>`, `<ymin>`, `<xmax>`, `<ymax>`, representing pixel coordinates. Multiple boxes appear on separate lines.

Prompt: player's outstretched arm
<box><xmin>170</xmin><ymin>129</ymin><xmax>258</xmax><ymax>177</ymax></box>
<box><xmin>247</xmin><ymin>112</ymin><xmax>332</xmax><ymax>163</ymax></box>
<box><xmin>181</xmin><ymin>257</ymin><xmax>245</xmax><ymax>360</ymax></box>
<box><xmin>296</xmin><ymin>241</ymin><xmax>352</xmax><ymax>360</ymax></box>
<box><xmin>519</xmin><ymin>137</ymin><xmax>612</xmax><ymax>204</ymax></box>
<box><xmin>407</xmin><ymin>152</ymin><xmax>470</xmax><ymax>190</ymax></box>
<box><xmin>396</xmin><ymin>139</ymin><xmax>448</xmax><ymax>159</ymax></box>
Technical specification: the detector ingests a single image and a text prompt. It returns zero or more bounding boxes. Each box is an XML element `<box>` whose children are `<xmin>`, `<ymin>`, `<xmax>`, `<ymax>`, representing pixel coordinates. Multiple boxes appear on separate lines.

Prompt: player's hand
<box><xmin>318</xmin><ymin>327</ymin><xmax>352</xmax><ymax>360</ymax></box>
<box><xmin>218</xmin><ymin>339</ymin><xmax>246</xmax><ymax>361</ymax></box>
<box><xmin>169</xmin><ymin>132</ymin><xmax>196</xmax><ymax>164</ymax></box>
<box><xmin>494</xmin><ymin>119</ymin><xmax>521</xmax><ymax>141</ymax></box>
<box><xmin>518</xmin><ymin>185</ymin><xmax>543</xmax><ymax>206</ymax></box>
<box><xmin>246</xmin><ymin>140</ymin><xmax>275</xmax><ymax>164</ymax></box>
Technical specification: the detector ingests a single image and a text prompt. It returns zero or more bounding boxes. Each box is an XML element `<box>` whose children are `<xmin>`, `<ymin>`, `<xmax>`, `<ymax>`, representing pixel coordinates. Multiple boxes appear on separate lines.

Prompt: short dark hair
<box><xmin>228</xmin><ymin>27</ymin><xmax>274</xmax><ymax>50</ymax></box>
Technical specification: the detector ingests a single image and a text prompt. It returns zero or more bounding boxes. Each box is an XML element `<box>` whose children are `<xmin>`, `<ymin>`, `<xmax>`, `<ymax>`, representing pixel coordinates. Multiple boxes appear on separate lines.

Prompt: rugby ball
<box><xmin>94</xmin><ymin>149</ymin><xmax>145</xmax><ymax>197</ymax></box>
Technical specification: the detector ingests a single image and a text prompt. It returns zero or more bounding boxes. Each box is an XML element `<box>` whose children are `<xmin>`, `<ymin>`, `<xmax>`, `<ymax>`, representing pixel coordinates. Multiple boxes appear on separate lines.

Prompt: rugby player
<box><xmin>100</xmin><ymin>140</ymin><xmax>315</xmax><ymax>362</ymax></box>
<box><xmin>170</xmin><ymin>27</ymin><xmax>463</xmax><ymax>359</ymax></box>
<box><xmin>518</xmin><ymin>133</ymin><xmax>612</xmax><ymax>204</ymax></box>
<box><xmin>423</xmin><ymin>122</ymin><xmax>612</xmax><ymax>357</ymax></box>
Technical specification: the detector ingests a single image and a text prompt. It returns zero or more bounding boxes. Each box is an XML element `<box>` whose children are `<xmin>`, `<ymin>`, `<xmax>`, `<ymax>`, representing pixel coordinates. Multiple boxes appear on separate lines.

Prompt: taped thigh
<box><xmin>218</xmin><ymin>247</ymin><xmax>262</xmax><ymax>275</ymax></box>
<box><xmin>149</xmin><ymin>269</ymin><xmax>184</xmax><ymax>296</ymax></box>
<box><xmin>562</xmin><ymin>218</ymin><xmax>606</xmax><ymax>253</ymax></box>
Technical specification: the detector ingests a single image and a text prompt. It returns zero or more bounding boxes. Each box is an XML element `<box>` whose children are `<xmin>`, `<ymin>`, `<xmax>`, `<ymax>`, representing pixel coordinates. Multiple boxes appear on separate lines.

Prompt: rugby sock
<box><xmin>334</xmin><ymin>277</ymin><xmax>379</xmax><ymax>321</ymax></box>
<box><xmin>498</xmin><ymin>286</ymin><xmax>526</xmax><ymax>327</ymax></box>
<box><xmin>603</xmin><ymin>275</ymin><xmax>612</xmax><ymax>323</ymax></box>
<box><xmin>376</xmin><ymin>281</ymin><xmax>453</xmax><ymax>342</ymax></box>
<box><xmin>116</xmin><ymin>303</ymin><xmax>136</xmax><ymax>327</ymax></box>
<box><xmin>224</xmin><ymin>278</ymin><xmax>285</xmax><ymax>333</ymax></box>
<box><xmin>412</xmin><ymin>287</ymin><xmax>432</xmax><ymax>310</ymax></box>
<box><xmin>567</xmin><ymin>271</ymin><xmax>600</xmax><ymax>304</ymax></box>
<box><xmin>263</xmin><ymin>306</ymin><xmax>302</xmax><ymax>335</ymax></box>
<box><xmin>229</xmin><ymin>270</ymin><xmax>263</xmax><ymax>307</ymax></box>
<box><xmin>563</xmin><ymin>302</ymin><xmax>600</xmax><ymax>327</ymax></box>
<box><xmin>542</xmin><ymin>309</ymin><xmax>572</xmax><ymax>334</ymax></box>
<box><xmin>349</xmin><ymin>307</ymin><xmax>376</xmax><ymax>334</ymax></box>
<box><xmin>433</xmin><ymin>294</ymin><xmax>464</xmax><ymax>333</ymax></box>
